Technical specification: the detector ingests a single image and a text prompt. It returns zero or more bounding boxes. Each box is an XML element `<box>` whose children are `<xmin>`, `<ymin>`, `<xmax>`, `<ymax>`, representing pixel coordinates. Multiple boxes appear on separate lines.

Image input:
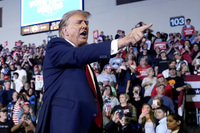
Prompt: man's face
<box><xmin>105</xmin><ymin>68</ymin><xmax>111</xmax><ymax>74</ymax></box>
<box><xmin>63</xmin><ymin>14</ymin><xmax>89</xmax><ymax>47</ymax></box>
<box><xmin>156</xmin><ymin>85</ymin><xmax>165</xmax><ymax>94</ymax></box>
<box><xmin>156</xmin><ymin>109</ymin><xmax>166</xmax><ymax>120</ymax></box>
<box><xmin>169</xmin><ymin>69</ymin><xmax>176</xmax><ymax>76</ymax></box>
<box><xmin>1</xmin><ymin>112</ymin><xmax>8</xmax><ymax>120</ymax></box>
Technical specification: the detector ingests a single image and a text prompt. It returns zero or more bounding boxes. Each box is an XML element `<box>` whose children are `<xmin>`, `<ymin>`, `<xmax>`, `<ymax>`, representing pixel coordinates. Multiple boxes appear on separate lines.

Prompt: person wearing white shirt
<box><xmin>155</xmin><ymin>106</ymin><xmax>171</xmax><ymax>133</ymax></box>
<box><xmin>15</xmin><ymin>63</ymin><xmax>27</xmax><ymax>85</ymax></box>
<box><xmin>13</xmin><ymin>72</ymin><xmax>23</xmax><ymax>93</ymax></box>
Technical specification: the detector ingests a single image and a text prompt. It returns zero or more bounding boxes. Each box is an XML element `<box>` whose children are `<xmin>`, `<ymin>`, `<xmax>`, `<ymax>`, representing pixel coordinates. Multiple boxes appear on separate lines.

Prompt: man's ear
<box><xmin>62</xmin><ymin>26</ymin><xmax>69</xmax><ymax>36</ymax></box>
<box><xmin>177</xmin><ymin>120</ymin><xmax>181</xmax><ymax>126</ymax></box>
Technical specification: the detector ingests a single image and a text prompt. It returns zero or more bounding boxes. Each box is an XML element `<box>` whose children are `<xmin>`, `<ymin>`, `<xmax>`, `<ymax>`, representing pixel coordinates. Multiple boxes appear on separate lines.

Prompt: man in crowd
<box><xmin>97</xmin><ymin>64</ymin><xmax>117</xmax><ymax>87</ymax></box>
<box><xmin>155</xmin><ymin>106</ymin><xmax>171</xmax><ymax>133</ymax></box>
<box><xmin>35</xmin><ymin>10</ymin><xmax>152</xmax><ymax>133</ymax></box>
<box><xmin>0</xmin><ymin>107</ymin><xmax>14</xmax><ymax>133</ymax></box>
<box><xmin>148</xmin><ymin>83</ymin><xmax>175</xmax><ymax>113</ymax></box>
<box><xmin>167</xmin><ymin>65</ymin><xmax>187</xmax><ymax>111</ymax></box>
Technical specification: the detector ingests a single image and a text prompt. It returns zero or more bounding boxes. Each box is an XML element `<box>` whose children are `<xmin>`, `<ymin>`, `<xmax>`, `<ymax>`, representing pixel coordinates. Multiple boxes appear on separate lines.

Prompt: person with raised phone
<box><xmin>35</xmin><ymin>10</ymin><xmax>152</xmax><ymax>133</ymax></box>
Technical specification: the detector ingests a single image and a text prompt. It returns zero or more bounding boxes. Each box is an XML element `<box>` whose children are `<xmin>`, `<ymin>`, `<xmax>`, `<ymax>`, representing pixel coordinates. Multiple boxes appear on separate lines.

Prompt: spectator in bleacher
<box><xmin>154</xmin><ymin>31</ymin><xmax>163</xmax><ymax>43</ymax></box>
<box><xmin>138</xmin><ymin>103</ymin><xmax>155</xmax><ymax>133</ymax></box>
<box><xmin>5</xmin><ymin>55</ymin><xmax>14</xmax><ymax>65</ymax></box>
<box><xmin>155</xmin><ymin>106</ymin><xmax>171</xmax><ymax>133</ymax></box>
<box><xmin>128</xmin><ymin>46</ymin><xmax>138</xmax><ymax>59</ymax></box>
<box><xmin>135</xmin><ymin>57</ymin><xmax>151</xmax><ymax>82</ymax></box>
<box><xmin>125</xmin><ymin>53</ymin><xmax>137</xmax><ymax>72</ymax></box>
<box><xmin>173</xmin><ymin>52</ymin><xmax>188</xmax><ymax>72</ymax></box>
<box><xmin>116</xmin><ymin>62</ymin><xmax>131</xmax><ymax>94</ymax></box>
<box><xmin>23</xmin><ymin>63</ymin><xmax>33</xmax><ymax>83</ymax></box>
<box><xmin>102</xmin><ymin>85</ymin><xmax>119</xmax><ymax>127</ymax></box>
<box><xmin>178</xmin><ymin>40</ymin><xmax>193</xmax><ymax>73</ymax></box>
<box><xmin>0</xmin><ymin>107</ymin><xmax>14</xmax><ymax>133</ymax></box>
<box><xmin>12</xmin><ymin>95</ymin><xmax>25</xmax><ymax>125</ymax></box>
<box><xmin>166</xmin><ymin>65</ymin><xmax>187</xmax><ymax>111</ymax></box>
<box><xmin>99</xmin><ymin>31</ymin><xmax>106</xmax><ymax>42</ymax></box>
<box><xmin>167</xmin><ymin>113</ymin><xmax>188</xmax><ymax>133</ymax></box>
<box><xmin>151</xmin><ymin>46</ymin><xmax>161</xmax><ymax>68</ymax></box>
<box><xmin>15</xmin><ymin>63</ymin><xmax>27</xmax><ymax>85</ymax></box>
<box><xmin>17</xmin><ymin>102</ymin><xmax>36</xmax><ymax>123</ymax></box>
<box><xmin>1</xmin><ymin>80</ymin><xmax>15</xmax><ymax>106</ymax></box>
<box><xmin>111</xmin><ymin>93</ymin><xmax>137</xmax><ymax>125</ymax></box>
<box><xmin>115</xmin><ymin>29</ymin><xmax>121</xmax><ymax>39</ymax></box>
<box><xmin>167</xmin><ymin>33</ymin><xmax>174</xmax><ymax>48</ymax></box>
<box><xmin>162</xmin><ymin>60</ymin><xmax>177</xmax><ymax>78</ymax></box>
<box><xmin>138</xmin><ymin>48</ymin><xmax>152</xmax><ymax>65</ymax></box>
<box><xmin>151</xmin><ymin>73</ymin><xmax>173</xmax><ymax>99</ymax></box>
<box><xmin>192</xmin><ymin>43</ymin><xmax>200</xmax><ymax>59</ymax></box>
<box><xmin>104</xmin><ymin>110</ymin><xmax>133</xmax><ymax>133</ymax></box>
<box><xmin>154</xmin><ymin>49</ymin><xmax>169</xmax><ymax>76</ymax></box>
<box><xmin>148</xmin><ymin>84</ymin><xmax>175</xmax><ymax>113</ymax></box>
<box><xmin>7</xmin><ymin>92</ymin><xmax>18</xmax><ymax>120</ymax></box>
<box><xmin>97</xmin><ymin>64</ymin><xmax>116</xmax><ymax>87</ymax></box>
<box><xmin>23</xmin><ymin>88</ymin><xmax>36</xmax><ymax>113</ymax></box>
<box><xmin>179</xmin><ymin>61</ymin><xmax>191</xmax><ymax>76</ymax></box>
<box><xmin>102</xmin><ymin>78</ymin><xmax>117</xmax><ymax>97</ymax></box>
<box><xmin>11</xmin><ymin>112</ymin><xmax>36</xmax><ymax>133</ymax></box>
<box><xmin>192</xmin><ymin>36</ymin><xmax>200</xmax><ymax>44</ymax></box>
<box><xmin>174</xmin><ymin>33</ymin><xmax>184</xmax><ymax>50</ymax></box>
<box><xmin>13</xmin><ymin>72</ymin><xmax>23</xmax><ymax>93</ymax></box>
<box><xmin>0</xmin><ymin>72</ymin><xmax>5</xmax><ymax>85</ymax></box>
<box><xmin>7</xmin><ymin>62</ymin><xmax>16</xmax><ymax>80</ymax></box>
<box><xmin>109</xmin><ymin>52</ymin><xmax>124</xmax><ymax>70</ymax></box>
<box><xmin>181</xmin><ymin>18</ymin><xmax>195</xmax><ymax>42</ymax></box>
<box><xmin>129</xmin><ymin>86</ymin><xmax>145</xmax><ymax>117</ymax></box>
<box><xmin>141</xmin><ymin>67</ymin><xmax>157</xmax><ymax>99</ymax></box>
<box><xmin>192</xmin><ymin>43</ymin><xmax>200</xmax><ymax>70</ymax></box>
<box><xmin>1</xmin><ymin>62</ymin><xmax>9</xmax><ymax>75</ymax></box>
<box><xmin>21</xmin><ymin>55</ymin><xmax>34</xmax><ymax>69</ymax></box>
<box><xmin>32</xmin><ymin>65</ymin><xmax>41</xmax><ymax>80</ymax></box>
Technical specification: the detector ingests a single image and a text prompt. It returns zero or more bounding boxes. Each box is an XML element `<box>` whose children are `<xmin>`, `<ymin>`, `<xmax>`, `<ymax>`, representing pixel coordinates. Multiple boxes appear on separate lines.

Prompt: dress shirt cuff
<box><xmin>111</xmin><ymin>39</ymin><xmax>119</xmax><ymax>55</ymax></box>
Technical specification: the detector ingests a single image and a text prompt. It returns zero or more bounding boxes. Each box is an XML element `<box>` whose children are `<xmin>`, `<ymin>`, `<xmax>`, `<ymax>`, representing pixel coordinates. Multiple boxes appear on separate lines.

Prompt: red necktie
<box><xmin>85</xmin><ymin>65</ymin><xmax>102</xmax><ymax>127</ymax></box>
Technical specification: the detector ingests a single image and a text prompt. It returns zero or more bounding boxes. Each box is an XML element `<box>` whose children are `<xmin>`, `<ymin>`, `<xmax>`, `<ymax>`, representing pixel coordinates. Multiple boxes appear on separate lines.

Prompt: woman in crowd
<box><xmin>116</xmin><ymin>62</ymin><xmax>131</xmax><ymax>94</ymax></box>
<box><xmin>111</xmin><ymin>93</ymin><xmax>137</xmax><ymax>125</ymax></box>
<box><xmin>11</xmin><ymin>112</ymin><xmax>36</xmax><ymax>133</ymax></box>
<box><xmin>135</xmin><ymin>57</ymin><xmax>151</xmax><ymax>82</ymax></box>
<box><xmin>23</xmin><ymin>88</ymin><xmax>36</xmax><ymax>113</ymax></box>
<box><xmin>151</xmin><ymin>73</ymin><xmax>173</xmax><ymax>99</ymax></box>
<box><xmin>129</xmin><ymin>86</ymin><xmax>145</xmax><ymax>118</ymax></box>
<box><xmin>167</xmin><ymin>113</ymin><xmax>188</xmax><ymax>133</ymax></box>
<box><xmin>178</xmin><ymin>40</ymin><xmax>193</xmax><ymax>73</ymax></box>
<box><xmin>102</xmin><ymin>85</ymin><xmax>120</xmax><ymax>126</ymax></box>
<box><xmin>141</xmin><ymin>67</ymin><xmax>157</xmax><ymax>100</ymax></box>
<box><xmin>138</xmin><ymin>103</ymin><xmax>155</xmax><ymax>133</ymax></box>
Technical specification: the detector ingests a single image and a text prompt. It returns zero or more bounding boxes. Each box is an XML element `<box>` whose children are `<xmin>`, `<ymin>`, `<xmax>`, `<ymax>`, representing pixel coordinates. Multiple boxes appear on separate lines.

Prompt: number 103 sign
<box><xmin>170</xmin><ymin>16</ymin><xmax>185</xmax><ymax>27</ymax></box>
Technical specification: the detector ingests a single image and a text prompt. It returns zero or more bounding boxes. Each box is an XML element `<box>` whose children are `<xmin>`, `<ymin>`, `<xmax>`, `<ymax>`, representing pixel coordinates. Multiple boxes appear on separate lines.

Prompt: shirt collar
<box><xmin>65</xmin><ymin>38</ymin><xmax>76</xmax><ymax>47</ymax></box>
<box><xmin>159</xmin><ymin>117</ymin><xmax>167</xmax><ymax>124</ymax></box>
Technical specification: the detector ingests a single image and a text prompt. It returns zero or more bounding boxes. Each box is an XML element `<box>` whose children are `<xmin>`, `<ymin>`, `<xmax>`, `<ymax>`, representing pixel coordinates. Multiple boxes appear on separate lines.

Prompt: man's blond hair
<box><xmin>59</xmin><ymin>10</ymin><xmax>91</xmax><ymax>38</ymax></box>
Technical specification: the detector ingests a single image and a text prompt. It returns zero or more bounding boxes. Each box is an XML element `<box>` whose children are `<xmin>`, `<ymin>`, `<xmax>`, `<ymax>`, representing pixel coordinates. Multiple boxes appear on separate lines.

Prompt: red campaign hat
<box><xmin>157</xmin><ymin>73</ymin><xmax>164</xmax><ymax>78</ymax></box>
<box><xmin>24</xmin><ymin>102</ymin><xmax>30</xmax><ymax>106</ymax></box>
<box><xmin>4</xmin><ymin>75</ymin><xmax>9</xmax><ymax>80</ymax></box>
<box><xmin>34</xmin><ymin>65</ymin><xmax>39</xmax><ymax>68</ymax></box>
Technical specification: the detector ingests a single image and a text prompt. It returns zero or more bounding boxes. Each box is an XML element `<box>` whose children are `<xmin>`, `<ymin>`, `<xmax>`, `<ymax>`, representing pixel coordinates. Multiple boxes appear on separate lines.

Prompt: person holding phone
<box><xmin>104</xmin><ymin>110</ymin><xmax>133</xmax><ymax>133</ymax></box>
<box><xmin>138</xmin><ymin>103</ymin><xmax>155</xmax><ymax>133</ymax></box>
<box><xmin>129</xmin><ymin>86</ymin><xmax>145</xmax><ymax>117</ymax></box>
<box><xmin>11</xmin><ymin>112</ymin><xmax>36</xmax><ymax>133</ymax></box>
<box><xmin>111</xmin><ymin>94</ymin><xmax>137</xmax><ymax>127</ymax></box>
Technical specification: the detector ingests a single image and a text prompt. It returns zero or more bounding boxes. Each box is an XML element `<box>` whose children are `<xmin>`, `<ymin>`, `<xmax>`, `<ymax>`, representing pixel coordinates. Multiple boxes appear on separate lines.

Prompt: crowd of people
<box><xmin>0</xmin><ymin>18</ymin><xmax>199</xmax><ymax>133</ymax></box>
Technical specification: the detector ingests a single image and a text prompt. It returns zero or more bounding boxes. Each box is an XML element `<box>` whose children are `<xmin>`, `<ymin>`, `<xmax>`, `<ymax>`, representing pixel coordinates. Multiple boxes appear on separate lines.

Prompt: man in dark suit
<box><xmin>35</xmin><ymin>10</ymin><xmax>152</xmax><ymax>133</ymax></box>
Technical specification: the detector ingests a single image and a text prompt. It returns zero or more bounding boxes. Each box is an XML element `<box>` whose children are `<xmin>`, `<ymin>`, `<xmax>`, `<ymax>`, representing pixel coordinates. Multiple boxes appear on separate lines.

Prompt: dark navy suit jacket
<box><xmin>36</xmin><ymin>38</ymin><xmax>112</xmax><ymax>133</ymax></box>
